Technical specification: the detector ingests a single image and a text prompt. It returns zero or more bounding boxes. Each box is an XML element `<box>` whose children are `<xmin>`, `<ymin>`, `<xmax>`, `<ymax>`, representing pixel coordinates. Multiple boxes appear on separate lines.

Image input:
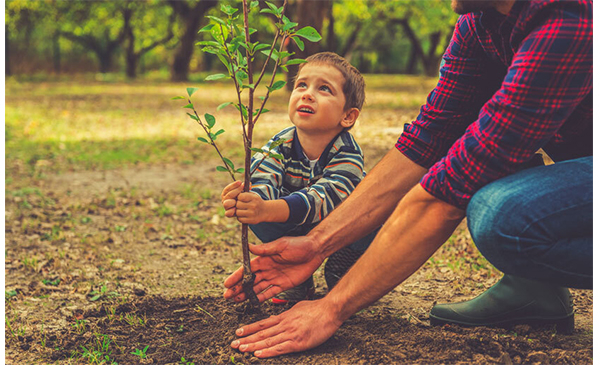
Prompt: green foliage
<box><xmin>80</xmin><ymin>333</ymin><xmax>118</xmax><ymax>365</ymax></box>
<box><xmin>131</xmin><ymin>345</ymin><xmax>150</xmax><ymax>359</ymax></box>
<box><xmin>175</xmin><ymin>0</ymin><xmax>321</xmax><ymax>184</ymax></box>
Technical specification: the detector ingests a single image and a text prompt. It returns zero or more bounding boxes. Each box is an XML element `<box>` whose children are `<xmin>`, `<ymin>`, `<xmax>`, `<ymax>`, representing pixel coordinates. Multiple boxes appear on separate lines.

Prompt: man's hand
<box><xmin>223</xmin><ymin>236</ymin><xmax>323</xmax><ymax>303</ymax></box>
<box><xmin>221</xmin><ymin>181</ymin><xmax>243</xmax><ymax>218</ymax></box>
<box><xmin>231</xmin><ymin>299</ymin><xmax>342</xmax><ymax>358</ymax></box>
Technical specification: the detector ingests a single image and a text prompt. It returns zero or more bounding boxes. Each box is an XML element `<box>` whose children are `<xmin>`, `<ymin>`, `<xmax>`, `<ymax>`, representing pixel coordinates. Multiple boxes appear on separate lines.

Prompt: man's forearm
<box><xmin>324</xmin><ymin>185</ymin><xmax>465</xmax><ymax>322</ymax></box>
<box><xmin>310</xmin><ymin>148</ymin><xmax>427</xmax><ymax>259</ymax></box>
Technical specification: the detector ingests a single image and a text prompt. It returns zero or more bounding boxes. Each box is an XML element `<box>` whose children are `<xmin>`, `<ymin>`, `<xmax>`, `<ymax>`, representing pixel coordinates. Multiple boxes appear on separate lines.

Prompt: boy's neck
<box><xmin>296</xmin><ymin>128</ymin><xmax>342</xmax><ymax>160</ymax></box>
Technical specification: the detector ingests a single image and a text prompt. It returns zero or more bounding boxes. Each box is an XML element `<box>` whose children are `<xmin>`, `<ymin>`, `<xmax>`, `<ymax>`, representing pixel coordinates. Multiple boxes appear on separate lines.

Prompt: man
<box><xmin>221</xmin><ymin>0</ymin><xmax>592</xmax><ymax>358</ymax></box>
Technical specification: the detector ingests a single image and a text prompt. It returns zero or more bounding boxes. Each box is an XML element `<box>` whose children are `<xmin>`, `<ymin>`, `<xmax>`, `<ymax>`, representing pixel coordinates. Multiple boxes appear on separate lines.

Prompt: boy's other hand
<box><xmin>235</xmin><ymin>192</ymin><xmax>268</xmax><ymax>224</ymax></box>
<box><xmin>221</xmin><ymin>181</ymin><xmax>244</xmax><ymax>218</ymax></box>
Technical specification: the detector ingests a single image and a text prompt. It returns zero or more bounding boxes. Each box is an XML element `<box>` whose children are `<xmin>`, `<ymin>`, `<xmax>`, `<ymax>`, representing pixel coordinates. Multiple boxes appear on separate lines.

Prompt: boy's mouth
<box><xmin>297</xmin><ymin>105</ymin><xmax>315</xmax><ymax>114</ymax></box>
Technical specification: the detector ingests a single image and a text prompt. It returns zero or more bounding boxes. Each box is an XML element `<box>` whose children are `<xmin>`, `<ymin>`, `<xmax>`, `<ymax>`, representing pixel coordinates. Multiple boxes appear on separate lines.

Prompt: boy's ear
<box><xmin>340</xmin><ymin>108</ymin><xmax>360</xmax><ymax>128</ymax></box>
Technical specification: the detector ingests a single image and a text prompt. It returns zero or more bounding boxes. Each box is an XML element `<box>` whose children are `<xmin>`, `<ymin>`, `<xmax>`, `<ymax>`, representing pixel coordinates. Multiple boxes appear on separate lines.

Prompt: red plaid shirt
<box><xmin>396</xmin><ymin>0</ymin><xmax>593</xmax><ymax>209</ymax></box>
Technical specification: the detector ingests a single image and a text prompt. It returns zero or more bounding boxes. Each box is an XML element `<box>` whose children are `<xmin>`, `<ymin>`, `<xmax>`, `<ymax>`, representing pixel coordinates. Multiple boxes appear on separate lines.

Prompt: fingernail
<box><xmin>236</xmin><ymin>328</ymin><xmax>244</xmax><ymax>336</ymax></box>
<box><xmin>239</xmin><ymin>344</ymin><xmax>248</xmax><ymax>351</ymax></box>
<box><xmin>255</xmin><ymin>351</ymin><xmax>262</xmax><ymax>356</ymax></box>
<box><xmin>231</xmin><ymin>340</ymin><xmax>239</xmax><ymax>348</ymax></box>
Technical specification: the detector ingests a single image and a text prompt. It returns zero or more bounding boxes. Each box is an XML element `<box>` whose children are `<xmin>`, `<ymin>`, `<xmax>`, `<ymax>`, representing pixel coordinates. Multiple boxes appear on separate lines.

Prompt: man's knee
<box><xmin>466</xmin><ymin>180</ymin><xmax>526</xmax><ymax>268</ymax></box>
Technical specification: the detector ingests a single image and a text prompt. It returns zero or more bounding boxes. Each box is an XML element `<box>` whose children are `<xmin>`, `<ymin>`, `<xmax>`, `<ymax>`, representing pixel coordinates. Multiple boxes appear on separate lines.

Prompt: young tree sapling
<box><xmin>173</xmin><ymin>0</ymin><xmax>321</xmax><ymax>309</ymax></box>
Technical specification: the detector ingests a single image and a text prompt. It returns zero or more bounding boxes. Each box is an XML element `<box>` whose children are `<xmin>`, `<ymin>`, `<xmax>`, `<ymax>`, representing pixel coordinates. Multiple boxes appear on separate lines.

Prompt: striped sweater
<box><xmin>250</xmin><ymin>126</ymin><xmax>366</xmax><ymax>226</ymax></box>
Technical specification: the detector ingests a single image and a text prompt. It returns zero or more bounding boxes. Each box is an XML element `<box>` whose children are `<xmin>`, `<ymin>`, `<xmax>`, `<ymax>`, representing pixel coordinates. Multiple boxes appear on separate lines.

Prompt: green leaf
<box><xmin>214</xmin><ymin>129</ymin><xmax>225</xmax><ymax>137</ymax></box>
<box><xmin>259</xmin><ymin>96</ymin><xmax>266</xmax><ymax>101</ymax></box>
<box><xmin>265</xmin><ymin>1</ymin><xmax>278</xmax><ymax>11</ymax></box>
<box><xmin>235</xmin><ymin>168</ymin><xmax>245</xmax><ymax>173</ymax></box>
<box><xmin>250</xmin><ymin>1</ymin><xmax>259</xmax><ymax>8</ymax></box>
<box><xmin>187</xmin><ymin>87</ymin><xmax>199</xmax><ymax>97</ymax></box>
<box><xmin>205</xmin><ymin>74</ymin><xmax>227</xmax><ymax>81</ymax></box>
<box><xmin>285</xmin><ymin>58</ymin><xmax>307</xmax><ymax>66</ymax></box>
<box><xmin>269</xmin><ymin>138</ymin><xmax>285</xmax><ymax>149</ymax></box>
<box><xmin>216</xmin><ymin>166</ymin><xmax>228</xmax><ymax>172</ymax></box>
<box><xmin>270</xmin><ymin>153</ymin><xmax>284</xmax><ymax>160</ymax></box>
<box><xmin>217</xmin><ymin>102</ymin><xmax>233</xmax><ymax>111</ymax></box>
<box><xmin>267</xmin><ymin>80</ymin><xmax>286</xmax><ymax>92</ymax></box>
<box><xmin>196</xmin><ymin>40</ymin><xmax>221</xmax><ymax>47</ymax></box>
<box><xmin>220</xmin><ymin>4</ymin><xmax>237</xmax><ymax>16</ymax></box>
<box><xmin>250</xmin><ymin>147</ymin><xmax>264</xmax><ymax>153</ymax></box>
<box><xmin>223</xmin><ymin>158</ymin><xmax>235</xmax><ymax>169</ymax></box>
<box><xmin>197</xmin><ymin>137</ymin><xmax>209</xmax><ymax>143</ymax></box>
<box><xmin>260</xmin><ymin>50</ymin><xmax>278</xmax><ymax>61</ymax></box>
<box><xmin>206</xmin><ymin>15</ymin><xmax>226</xmax><ymax>26</ymax></box>
<box><xmin>293</xmin><ymin>26</ymin><xmax>322</xmax><ymax>42</ymax></box>
<box><xmin>249</xmin><ymin>28</ymin><xmax>258</xmax><ymax>35</ymax></box>
<box><xmin>254</xmin><ymin>44</ymin><xmax>271</xmax><ymax>53</ymax></box>
<box><xmin>183</xmin><ymin>103</ymin><xmax>194</xmax><ymax>109</ymax></box>
<box><xmin>90</xmin><ymin>295</ymin><xmax>101</xmax><ymax>302</ymax></box>
<box><xmin>198</xmin><ymin>24</ymin><xmax>214</xmax><ymax>33</ymax></box>
<box><xmin>216</xmin><ymin>54</ymin><xmax>231</xmax><ymax>70</ymax></box>
<box><xmin>292</xmin><ymin>37</ymin><xmax>305</xmax><ymax>51</ymax></box>
<box><xmin>241</xmin><ymin>83</ymin><xmax>255</xmax><ymax>89</ymax></box>
<box><xmin>171</xmin><ymin>96</ymin><xmax>185</xmax><ymax>100</ymax></box>
<box><xmin>204</xmin><ymin>113</ymin><xmax>216</xmax><ymax>129</ymax></box>
<box><xmin>187</xmin><ymin>113</ymin><xmax>199</xmax><ymax>121</ymax></box>
<box><xmin>283</xmin><ymin>21</ymin><xmax>298</xmax><ymax>32</ymax></box>
<box><xmin>260</xmin><ymin>8</ymin><xmax>277</xmax><ymax>15</ymax></box>
<box><xmin>236</xmin><ymin>70</ymin><xmax>248</xmax><ymax>80</ymax></box>
<box><xmin>277</xmin><ymin>51</ymin><xmax>293</xmax><ymax>61</ymax></box>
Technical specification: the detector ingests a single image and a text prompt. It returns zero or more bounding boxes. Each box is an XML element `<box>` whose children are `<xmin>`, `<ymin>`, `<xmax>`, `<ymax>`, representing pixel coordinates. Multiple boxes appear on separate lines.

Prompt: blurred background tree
<box><xmin>5</xmin><ymin>0</ymin><xmax>458</xmax><ymax>80</ymax></box>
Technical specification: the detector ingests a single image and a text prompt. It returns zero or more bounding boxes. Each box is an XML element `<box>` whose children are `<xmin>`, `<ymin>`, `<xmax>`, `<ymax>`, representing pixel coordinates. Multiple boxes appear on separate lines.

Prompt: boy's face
<box><xmin>288</xmin><ymin>63</ymin><xmax>356</xmax><ymax>137</ymax></box>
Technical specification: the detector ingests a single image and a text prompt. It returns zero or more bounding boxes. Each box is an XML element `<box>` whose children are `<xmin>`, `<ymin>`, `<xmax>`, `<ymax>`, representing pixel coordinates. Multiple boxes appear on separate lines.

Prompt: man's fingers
<box><xmin>224</xmin><ymin>208</ymin><xmax>237</xmax><ymax>218</ymax></box>
<box><xmin>235</xmin><ymin>332</ymin><xmax>293</xmax><ymax>355</ymax></box>
<box><xmin>223</xmin><ymin>267</ymin><xmax>244</xmax><ymax>289</ymax></box>
<box><xmin>254</xmin><ymin>341</ymin><xmax>298</xmax><ymax>358</ymax></box>
<box><xmin>256</xmin><ymin>285</ymin><xmax>283</xmax><ymax>303</ymax></box>
<box><xmin>248</xmin><ymin>242</ymin><xmax>283</xmax><ymax>256</ymax></box>
<box><xmin>235</xmin><ymin>315</ymin><xmax>282</xmax><ymax>338</ymax></box>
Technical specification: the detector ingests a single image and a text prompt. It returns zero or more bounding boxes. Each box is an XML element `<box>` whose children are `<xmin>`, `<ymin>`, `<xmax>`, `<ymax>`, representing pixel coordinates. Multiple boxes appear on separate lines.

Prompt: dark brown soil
<box><xmin>15</xmin><ymin>294</ymin><xmax>590</xmax><ymax>365</ymax></box>
<box><xmin>5</xmin><ymin>163</ymin><xmax>593</xmax><ymax>364</ymax></box>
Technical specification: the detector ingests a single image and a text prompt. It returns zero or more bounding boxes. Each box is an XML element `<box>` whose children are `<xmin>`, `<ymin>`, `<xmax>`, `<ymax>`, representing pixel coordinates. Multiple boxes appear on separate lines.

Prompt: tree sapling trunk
<box><xmin>173</xmin><ymin>0</ymin><xmax>322</xmax><ymax>310</ymax></box>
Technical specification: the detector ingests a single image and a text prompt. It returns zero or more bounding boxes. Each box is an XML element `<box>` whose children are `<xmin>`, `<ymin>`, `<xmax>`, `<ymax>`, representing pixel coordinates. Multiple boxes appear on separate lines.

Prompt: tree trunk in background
<box><xmin>123</xmin><ymin>7</ymin><xmax>137</xmax><ymax>79</ymax></box>
<box><xmin>406</xmin><ymin>44</ymin><xmax>418</xmax><ymax>74</ymax></box>
<box><xmin>6</xmin><ymin>26</ymin><xmax>10</xmax><ymax>76</ymax></box>
<box><xmin>52</xmin><ymin>30</ymin><xmax>61</xmax><ymax>74</ymax></box>
<box><xmin>285</xmin><ymin>0</ymin><xmax>331</xmax><ymax>90</ymax></box>
<box><xmin>168</xmin><ymin>0</ymin><xmax>217</xmax><ymax>82</ymax></box>
<box><xmin>325</xmin><ymin>4</ymin><xmax>335</xmax><ymax>52</ymax></box>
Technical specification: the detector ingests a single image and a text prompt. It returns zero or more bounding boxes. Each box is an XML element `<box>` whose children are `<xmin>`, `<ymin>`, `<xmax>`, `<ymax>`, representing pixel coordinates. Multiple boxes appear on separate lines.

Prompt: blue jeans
<box><xmin>250</xmin><ymin>221</ymin><xmax>376</xmax><ymax>253</ymax></box>
<box><xmin>466</xmin><ymin>156</ymin><xmax>592</xmax><ymax>289</ymax></box>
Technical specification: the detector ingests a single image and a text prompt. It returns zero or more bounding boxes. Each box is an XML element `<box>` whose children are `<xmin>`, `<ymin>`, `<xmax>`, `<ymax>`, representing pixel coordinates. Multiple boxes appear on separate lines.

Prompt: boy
<box><xmin>221</xmin><ymin>52</ymin><xmax>376</xmax><ymax>304</ymax></box>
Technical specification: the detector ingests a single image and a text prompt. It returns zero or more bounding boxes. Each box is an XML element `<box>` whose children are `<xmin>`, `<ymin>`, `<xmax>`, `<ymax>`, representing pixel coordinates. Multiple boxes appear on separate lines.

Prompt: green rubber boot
<box><xmin>429</xmin><ymin>275</ymin><xmax>574</xmax><ymax>334</ymax></box>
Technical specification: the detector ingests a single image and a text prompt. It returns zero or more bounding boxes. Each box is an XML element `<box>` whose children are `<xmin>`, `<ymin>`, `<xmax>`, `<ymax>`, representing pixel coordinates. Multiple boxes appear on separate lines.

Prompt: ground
<box><xmin>5</xmin><ymin>75</ymin><xmax>593</xmax><ymax>364</ymax></box>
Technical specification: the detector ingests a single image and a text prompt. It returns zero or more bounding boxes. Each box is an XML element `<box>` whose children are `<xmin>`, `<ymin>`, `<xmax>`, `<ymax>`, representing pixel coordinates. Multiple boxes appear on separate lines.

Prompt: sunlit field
<box><xmin>5</xmin><ymin>73</ymin><xmax>438</xmax><ymax>176</ymax></box>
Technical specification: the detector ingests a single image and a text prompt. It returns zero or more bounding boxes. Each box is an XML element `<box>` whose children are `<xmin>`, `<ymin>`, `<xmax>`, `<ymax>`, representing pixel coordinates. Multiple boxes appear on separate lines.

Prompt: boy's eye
<box><xmin>296</xmin><ymin>82</ymin><xmax>307</xmax><ymax>89</ymax></box>
<box><xmin>319</xmin><ymin>85</ymin><xmax>332</xmax><ymax>93</ymax></box>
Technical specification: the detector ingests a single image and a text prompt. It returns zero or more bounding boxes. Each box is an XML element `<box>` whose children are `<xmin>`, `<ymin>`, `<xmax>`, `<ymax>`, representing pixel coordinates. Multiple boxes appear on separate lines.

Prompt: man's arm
<box><xmin>223</xmin><ymin>148</ymin><xmax>427</xmax><ymax>302</ymax></box>
<box><xmin>230</xmin><ymin>184</ymin><xmax>465</xmax><ymax>357</ymax></box>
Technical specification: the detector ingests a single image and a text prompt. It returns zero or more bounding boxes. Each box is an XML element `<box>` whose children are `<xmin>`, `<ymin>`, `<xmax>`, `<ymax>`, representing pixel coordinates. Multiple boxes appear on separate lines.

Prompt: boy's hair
<box><xmin>298</xmin><ymin>52</ymin><xmax>366</xmax><ymax>111</ymax></box>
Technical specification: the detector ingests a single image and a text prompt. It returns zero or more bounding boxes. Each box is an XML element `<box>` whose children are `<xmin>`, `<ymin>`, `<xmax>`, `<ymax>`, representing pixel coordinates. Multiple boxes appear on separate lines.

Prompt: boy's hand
<box><xmin>221</xmin><ymin>181</ymin><xmax>244</xmax><ymax>218</ymax></box>
<box><xmin>235</xmin><ymin>192</ymin><xmax>269</xmax><ymax>224</ymax></box>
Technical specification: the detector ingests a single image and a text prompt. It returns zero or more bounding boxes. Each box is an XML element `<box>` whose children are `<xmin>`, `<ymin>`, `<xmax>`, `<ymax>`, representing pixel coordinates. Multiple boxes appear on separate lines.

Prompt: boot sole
<box><xmin>429</xmin><ymin>313</ymin><xmax>574</xmax><ymax>334</ymax></box>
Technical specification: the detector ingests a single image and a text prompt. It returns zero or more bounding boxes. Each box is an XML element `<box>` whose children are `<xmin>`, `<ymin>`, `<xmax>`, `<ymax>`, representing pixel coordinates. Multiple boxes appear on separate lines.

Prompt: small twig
<box><xmin>188</xmin><ymin>100</ymin><xmax>236</xmax><ymax>181</ymax></box>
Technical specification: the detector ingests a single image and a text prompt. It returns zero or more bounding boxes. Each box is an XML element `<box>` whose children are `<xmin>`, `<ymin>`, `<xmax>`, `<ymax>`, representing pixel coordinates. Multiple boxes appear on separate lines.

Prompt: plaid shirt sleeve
<box><xmin>397</xmin><ymin>1</ymin><xmax>593</xmax><ymax>209</ymax></box>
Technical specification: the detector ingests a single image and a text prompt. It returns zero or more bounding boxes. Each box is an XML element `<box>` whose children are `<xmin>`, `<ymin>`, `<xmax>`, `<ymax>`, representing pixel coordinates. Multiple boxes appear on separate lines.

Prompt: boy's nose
<box><xmin>301</xmin><ymin>92</ymin><xmax>314</xmax><ymax>102</ymax></box>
